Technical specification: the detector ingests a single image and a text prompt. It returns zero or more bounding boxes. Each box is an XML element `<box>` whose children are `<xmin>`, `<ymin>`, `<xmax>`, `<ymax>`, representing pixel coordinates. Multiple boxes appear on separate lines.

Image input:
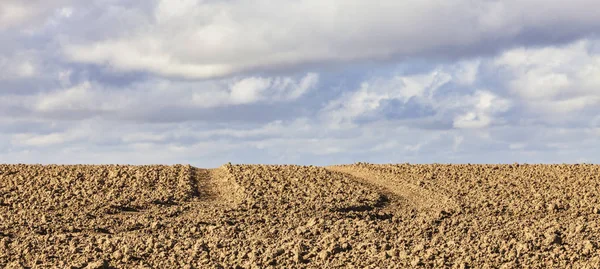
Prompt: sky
<box><xmin>1</xmin><ymin>0</ymin><xmax>600</xmax><ymax>166</ymax></box>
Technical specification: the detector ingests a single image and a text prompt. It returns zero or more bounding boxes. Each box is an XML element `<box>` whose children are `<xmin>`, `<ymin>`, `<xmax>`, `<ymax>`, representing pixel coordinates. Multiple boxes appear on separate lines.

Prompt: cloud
<box><xmin>60</xmin><ymin>0</ymin><xmax>600</xmax><ymax>79</ymax></box>
<box><xmin>3</xmin><ymin>1</ymin><xmax>600</xmax><ymax>165</ymax></box>
<box><xmin>10</xmin><ymin>121</ymin><xmax>93</xmax><ymax>147</ymax></box>
<box><xmin>13</xmin><ymin>132</ymin><xmax>79</xmax><ymax>147</ymax></box>
<box><xmin>35</xmin><ymin>81</ymin><xmax>97</xmax><ymax>112</ymax></box>
<box><xmin>322</xmin><ymin>68</ymin><xmax>453</xmax><ymax>124</ymax></box>
<box><xmin>321</xmin><ymin>60</ymin><xmax>512</xmax><ymax>129</ymax></box>
<box><xmin>452</xmin><ymin>91</ymin><xmax>511</xmax><ymax>129</ymax></box>
<box><xmin>494</xmin><ymin>40</ymin><xmax>600</xmax><ymax>116</ymax></box>
<box><xmin>0</xmin><ymin>1</ymin><xmax>40</xmax><ymax>30</ymax></box>
<box><xmin>0</xmin><ymin>72</ymin><xmax>319</xmax><ymax>122</ymax></box>
<box><xmin>228</xmin><ymin>73</ymin><xmax>319</xmax><ymax>104</ymax></box>
<box><xmin>0</xmin><ymin>0</ymin><xmax>72</xmax><ymax>30</ymax></box>
<box><xmin>3</xmin><ymin>112</ymin><xmax>600</xmax><ymax>166</ymax></box>
<box><xmin>0</xmin><ymin>53</ymin><xmax>38</xmax><ymax>80</ymax></box>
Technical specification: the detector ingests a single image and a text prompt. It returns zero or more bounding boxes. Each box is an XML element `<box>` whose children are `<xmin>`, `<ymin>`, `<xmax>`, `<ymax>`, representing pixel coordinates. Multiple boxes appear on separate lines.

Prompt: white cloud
<box><xmin>13</xmin><ymin>132</ymin><xmax>73</xmax><ymax>147</ymax></box>
<box><xmin>321</xmin><ymin>59</ymin><xmax>508</xmax><ymax>129</ymax></box>
<box><xmin>0</xmin><ymin>1</ymin><xmax>34</xmax><ymax>30</ymax></box>
<box><xmin>454</xmin><ymin>60</ymin><xmax>481</xmax><ymax>86</ymax></box>
<box><xmin>11</xmin><ymin>124</ymin><xmax>90</xmax><ymax>147</ymax></box>
<box><xmin>35</xmin><ymin>82</ymin><xmax>95</xmax><ymax>111</ymax></box>
<box><xmin>495</xmin><ymin>40</ymin><xmax>600</xmax><ymax>114</ymax></box>
<box><xmin>323</xmin><ymin>69</ymin><xmax>452</xmax><ymax>124</ymax></box>
<box><xmin>230</xmin><ymin>77</ymin><xmax>272</xmax><ymax>104</ymax></box>
<box><xmin>58</xmin><ymin>7</ymin><xmax>73</xmax><ymax>18</ymax></box>
<box><xmin>321</xmin><ymin>57</ymin><xmax>519</xmax><ymax>130</ymax></box>
<box><xmin>453</xmin><ymin>91</ymin><xmax>511</xmax><ymax>129</ymax></box>
<box><xmin>0</xmin><ymin>54</ymin><xmax>38</xmax><ymax>80</ymax></box>
<box><xmin>0</xmin><ymin>0</ymin><xmax>72</xmax><ymax>30</ymax></box>
<box><xmin>60</xmin><ymin>0</ymin><xmax>600</xmax><ymax>79</ymax></box>
<box><xmin>31</xmin><ymin>81</ymin><xmax>133</xmax><ymax>115</ymax></box>
<box><xmin>228</xmin><ymin>73</ymin><xmax>318</xmax><ymax>104</ymax></box>
<box><xmin>192</xmin><ymin>72</ymin><xmax>319</xmax><ymax>107</ymax></box>
<box><xmin>26</xmin><ymin>72</ymin><xmax>318</xmax><ymax>118</ymax></box>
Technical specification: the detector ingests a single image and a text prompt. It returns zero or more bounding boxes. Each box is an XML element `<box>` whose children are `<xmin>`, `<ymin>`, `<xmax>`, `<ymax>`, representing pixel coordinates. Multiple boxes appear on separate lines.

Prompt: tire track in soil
<box><xmin>327</xmin><ymin>165</ymin><xmax>458</xmax><ymax>214</ymax></box>
<box><xmin>189</xmin><ymin>167</ymin><xmax>244</xmax><ymax>206</ymax></box>
<box><xmin>192</xmin><ymin>168</ymin><xmax>219</xmax><ymax>201</ymax></box>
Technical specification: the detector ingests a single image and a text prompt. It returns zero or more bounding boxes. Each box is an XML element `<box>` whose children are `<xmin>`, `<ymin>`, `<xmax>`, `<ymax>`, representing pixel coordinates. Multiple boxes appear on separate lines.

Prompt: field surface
<box><xmin>1</xmin><ymin>163</ymin><xmax>600</xmax><ymax>268</ymax></box>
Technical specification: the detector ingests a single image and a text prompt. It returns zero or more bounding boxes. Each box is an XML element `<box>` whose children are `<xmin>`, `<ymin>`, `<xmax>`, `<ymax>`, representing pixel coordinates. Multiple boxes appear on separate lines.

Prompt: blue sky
<box><xmin>1</xmin><ymin>0</ymin><xmax>600</xmax><ymax>166</ymax></box>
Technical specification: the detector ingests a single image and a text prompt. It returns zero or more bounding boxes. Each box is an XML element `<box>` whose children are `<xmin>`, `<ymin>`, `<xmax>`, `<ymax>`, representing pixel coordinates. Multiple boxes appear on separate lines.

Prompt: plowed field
<box><xmin>1</xmin><ymin>163</ymin><xmax>600</xmax><ymax>268</ymax></box>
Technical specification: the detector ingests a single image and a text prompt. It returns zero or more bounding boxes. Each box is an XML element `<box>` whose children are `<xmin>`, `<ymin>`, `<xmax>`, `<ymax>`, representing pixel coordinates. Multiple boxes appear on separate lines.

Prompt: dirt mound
<box><xmin>1</xmin><ymin>163</ymin><xmax>600</xmax><ymax>268</ymax></box>
<box><xmin>225</xmin><ymin>164</ymin><xmax>384</xmax><ymax>213</ymax></box>
<box><xmin>0</xmin><ymin>164</ymin><xmax>196</xmax><ymax>214</ymax></box>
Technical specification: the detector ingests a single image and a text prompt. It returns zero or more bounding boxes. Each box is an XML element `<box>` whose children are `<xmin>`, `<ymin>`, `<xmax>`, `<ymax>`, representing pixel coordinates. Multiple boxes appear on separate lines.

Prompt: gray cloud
<box><xmin>56</xmin><ymin>0</ymin><xmax>600</xmax><ymax>79</ymax></box>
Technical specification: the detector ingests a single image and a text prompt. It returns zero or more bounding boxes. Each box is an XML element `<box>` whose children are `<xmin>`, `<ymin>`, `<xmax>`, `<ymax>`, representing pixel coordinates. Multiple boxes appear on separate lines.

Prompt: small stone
<box><xmin>293</xmin><ymin>243</ymin><xmax>307</xmax><ymax>263</ymax></box>
<box><xmin>319</xmin><ymin>250</ymin><xmax>330</xmax><ymax>260</ymax></box>
<box><xmin>413</xmin><ymin>243</ymin><xmax>425</xmax><ymax>252</ymax></box>
<box><xmin>112</xmin><ymin>250</ymin><xmax>123</xmax><ymax>260</ymax></box>
<box><xmin>515</xmin><ymin>242</ymin><xmax>530</xmax><ymax>255</ymax></box>
<box><xmin>295</xmin><ymin>226</ymin><xmax>309</xmax><ymax>235</ymax></box>
<box><xmin>398</xmin><ymin>250</ymin><xmax>409</xmax><ymax>260</ymax></box>
<box><xmin>583</xmin><ymin>240</ymin><xmax>595</xmax><ymax>255</ymax></box>
<box><xmin>543</xmin><ymin>233</ymin><xmax>562</xmax><ymax>246</ymax></box>
<box><xmin>411</xmin><ymin>257</ymin><xmax>422</xmax><ymax>266</ymax></box>
<box><xmin>593</xmin><ymin>207</ymin><xmax>600</xmax><ymax>214</ymax></box>
<box><xmin>269</xmin><ymin>248</ymin><xmax>284</xmax><ymax>259</ymax></box>
<box><xmin>524</xmin><ymin>232</ymin><xmax>536</xmax><ymax>241</ymax></box>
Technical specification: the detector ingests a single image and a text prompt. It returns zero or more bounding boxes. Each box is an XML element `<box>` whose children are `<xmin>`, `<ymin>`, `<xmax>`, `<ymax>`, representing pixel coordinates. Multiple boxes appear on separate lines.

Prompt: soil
<box><xmin>1</xmin><ymin>163</ymin><xmax>600</xmax><ymax>268</ymax></box>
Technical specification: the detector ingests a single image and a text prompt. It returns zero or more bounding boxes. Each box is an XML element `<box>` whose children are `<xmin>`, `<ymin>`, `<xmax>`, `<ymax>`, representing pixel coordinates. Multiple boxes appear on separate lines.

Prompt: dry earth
<box><xmin>1</xmin><ymin>163</ymin><xmax>600</xmax><ymax>268</ymax></box>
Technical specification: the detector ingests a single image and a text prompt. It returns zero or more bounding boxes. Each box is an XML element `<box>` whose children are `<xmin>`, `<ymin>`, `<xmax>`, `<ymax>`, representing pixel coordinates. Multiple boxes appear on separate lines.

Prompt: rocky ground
<box><xmin>1</xmin><ymin>163</ymin><xmax>600</xmax><ymax>268</ymax></box>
